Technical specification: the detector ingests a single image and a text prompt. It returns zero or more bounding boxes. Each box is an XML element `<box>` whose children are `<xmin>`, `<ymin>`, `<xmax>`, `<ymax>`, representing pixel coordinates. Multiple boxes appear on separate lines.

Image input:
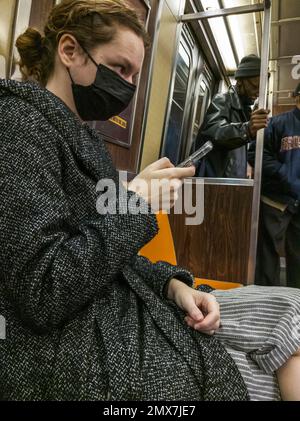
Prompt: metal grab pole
<box><xmin>247</xmin><ymin>0</ymin><xmax>272</xmax><ymax>284</ymax></box>
<box><xmin>180</xmin><ymin>4</ymin><xmax>265</xmax><ymax>22</ymax></box>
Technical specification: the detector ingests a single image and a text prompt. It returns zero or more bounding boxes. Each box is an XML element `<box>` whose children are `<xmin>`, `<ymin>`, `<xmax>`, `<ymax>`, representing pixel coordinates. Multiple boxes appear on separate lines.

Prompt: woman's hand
<box><xmin>167</xmin><ymin>278</ymin><xmax>220</xmax><ymax>335</ymax></box>
<box><xmin>127</xmin><ymin>157</ymin><xmax>195</xmax><ymax>212</ymax></box>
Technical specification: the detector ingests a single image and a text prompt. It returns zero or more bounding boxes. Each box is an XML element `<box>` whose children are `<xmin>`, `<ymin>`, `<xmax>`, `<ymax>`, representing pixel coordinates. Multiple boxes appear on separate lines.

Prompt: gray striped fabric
<box><xmin>211</xmin><ymin>285</ymin><xmax>300</xmax><ymax>401</ymax></box>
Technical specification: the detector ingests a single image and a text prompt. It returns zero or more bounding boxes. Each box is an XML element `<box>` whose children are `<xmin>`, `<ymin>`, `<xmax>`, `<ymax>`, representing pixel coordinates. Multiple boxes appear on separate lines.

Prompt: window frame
<box><xmin>161</xmin><ymin>24</ymin><xmax>216</xmax><ymax>165</ymax></box>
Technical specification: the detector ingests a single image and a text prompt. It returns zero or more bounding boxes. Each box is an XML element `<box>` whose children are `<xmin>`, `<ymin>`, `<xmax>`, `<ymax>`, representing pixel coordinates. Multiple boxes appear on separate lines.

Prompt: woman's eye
<box><xmin>115</xmin><ymin>66</ymin><xmax>125</xmax><ymax>74</ymax></box>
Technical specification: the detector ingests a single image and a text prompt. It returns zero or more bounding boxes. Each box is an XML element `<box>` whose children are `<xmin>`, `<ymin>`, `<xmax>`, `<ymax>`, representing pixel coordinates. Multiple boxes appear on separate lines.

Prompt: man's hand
<box><xmin>167</xmin><ymin>278</ymin><xmax>220</xmax><ymax>335</ymax></box>
<box><xmin>248</xmin><ymin>108</ymin><xmax>270</xmax><ymax>138</ymax></box>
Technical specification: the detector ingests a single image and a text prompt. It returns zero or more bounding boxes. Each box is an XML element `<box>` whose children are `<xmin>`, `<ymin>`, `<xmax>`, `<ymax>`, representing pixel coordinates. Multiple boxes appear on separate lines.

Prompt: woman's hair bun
<box><xmin>16</xmin><ymin>28</ymin><xmax>45</xmax><ymax>81</ymax></box>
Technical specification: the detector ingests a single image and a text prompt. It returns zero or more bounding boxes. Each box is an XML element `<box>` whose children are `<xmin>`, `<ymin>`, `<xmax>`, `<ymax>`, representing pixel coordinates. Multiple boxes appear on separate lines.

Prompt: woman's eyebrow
<box><xmin>114</xmin><ymin>56</ymin><xmax>132</xmax><ymax>71</ymax></box>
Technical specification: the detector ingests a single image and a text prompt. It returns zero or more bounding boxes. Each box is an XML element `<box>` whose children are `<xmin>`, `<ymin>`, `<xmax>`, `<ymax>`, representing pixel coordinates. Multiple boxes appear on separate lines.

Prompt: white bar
<box><xmin>247</xmin><ymin>0</ymin><xmax>272</xmax><ymax>285</ymax></box>
<box><xmin>180</xmin><ymin>4</ymin><xmax>264</xmax><ymax>23</ymax></box>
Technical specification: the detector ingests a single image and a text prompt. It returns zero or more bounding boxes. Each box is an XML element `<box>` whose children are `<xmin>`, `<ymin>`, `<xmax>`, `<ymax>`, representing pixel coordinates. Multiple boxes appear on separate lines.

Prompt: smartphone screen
<box><xmin>177</xmin><ymin>141</ymin><xmax>213</xmax><ymax>168</ymax></box>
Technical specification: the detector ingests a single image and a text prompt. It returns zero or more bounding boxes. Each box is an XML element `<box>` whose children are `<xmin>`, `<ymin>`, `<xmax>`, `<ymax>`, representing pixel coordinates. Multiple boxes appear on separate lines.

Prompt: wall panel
<box><xmin>169</xmin><ymin>183</ymin><xmax>253</xmax><ymax>284</ymax></box>
<box><xmin>0</xmin><ymin>0</ymin><xmax>18</xmax><ymax>78</ymax></box>
<box><xmin>141</xmin><ymin>0</ymin><xmax>183</xmax><ymax>170</ymax></box>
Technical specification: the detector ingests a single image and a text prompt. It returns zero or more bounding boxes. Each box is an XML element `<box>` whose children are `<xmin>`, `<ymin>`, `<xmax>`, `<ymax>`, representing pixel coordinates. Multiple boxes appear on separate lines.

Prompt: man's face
<box><xmin>238</xmin><ymin>76</ymin><xmax>260</xmax><ymax>100</ymax></box>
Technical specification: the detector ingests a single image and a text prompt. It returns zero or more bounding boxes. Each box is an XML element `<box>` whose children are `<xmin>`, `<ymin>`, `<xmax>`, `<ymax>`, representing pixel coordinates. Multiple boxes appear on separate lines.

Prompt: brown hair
<box><xmin>16</xmin><ymin>0</ymin><xmax>149</xmax><ymax>87</ymax></box>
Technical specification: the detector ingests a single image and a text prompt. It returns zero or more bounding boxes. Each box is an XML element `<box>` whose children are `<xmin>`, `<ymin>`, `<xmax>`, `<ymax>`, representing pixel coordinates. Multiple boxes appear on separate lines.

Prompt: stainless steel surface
<box><xmin>180</xmin><ymin>3</ymin><xmax>264</xmax><ymax>22</ymax></box>
<box><xmin>138</xmin><ymin>0</ymin><xmax>164</xmax><ymax>171</ymax></box>
<box><xmin>270</xmin><ymin>56</ymin><xmax>295</xmax><ymax>61</ymax></box>
<box><xmin>184</xmin><ymin>177</ymin><xmax>254</xmax><ymax>187</ymax></box>
<box><xmin>7</xmin><ymin>0</ymin><xmax>19</xmax><ymax>78</ymax></box>
<box><xmin>271</xmin><ymin>0</ymin><xmax>300</xmax><ymax>107</ymax></box>
<box><xmin>252</xmin><ymin>0</ymin><xmax>262</xmax><ymax>56</ymax></box>
<box><xmin>247</xmin><ymin>0</ymin><xmax>272</xmax><ymax>285</ymax></box>
<box><xmin>272</xmin><ymin>17</ymin><xmax>300</xmax><ymax>25</ymax></box>
<box><xmin>184</xmin><ymin>64</ymin><xmax>214</xmax><ymax>158</ymax></box>
<box><xmin>160</xmin><ymin>22</ymin><xmax>206</xmax><ymax>165</ymax></box>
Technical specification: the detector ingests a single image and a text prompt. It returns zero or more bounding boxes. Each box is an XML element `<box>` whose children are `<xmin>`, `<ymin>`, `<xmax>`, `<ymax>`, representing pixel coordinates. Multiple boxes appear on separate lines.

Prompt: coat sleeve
<box><xmin>263</xmin><ymin>120</ymin><xmax>300</xmax><ymax>199</ymax></box>
<box><xmin>197</xmin><ymin>94</ymin><xmax>251</xmax><ymax>150</ymax></box>
<box><xmin>247</xmin><ymin>140</ymin><xmax>256</xmax><ymax>167</ymax></box>
<box><xmin>249</xmin><ymin>118</ymin><xmax>300</xmax><ymax>199</ymax></box>
<box><xmin>0</xmin><ymin>122</ymin><xmax>159</xmax><ymax>332</ymax></box>
<box><xmin>127</xmin><ymin>256</ymin><xmax>195</xmax><ymax>299</ymax></box>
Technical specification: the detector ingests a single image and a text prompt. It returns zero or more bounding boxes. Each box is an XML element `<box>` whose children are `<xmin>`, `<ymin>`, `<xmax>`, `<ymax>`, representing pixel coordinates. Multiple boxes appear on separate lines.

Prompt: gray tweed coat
<box><xmin>0</xmin><ymin>78</ymin><xmax>248</xmax><ymax>401</ymax></box>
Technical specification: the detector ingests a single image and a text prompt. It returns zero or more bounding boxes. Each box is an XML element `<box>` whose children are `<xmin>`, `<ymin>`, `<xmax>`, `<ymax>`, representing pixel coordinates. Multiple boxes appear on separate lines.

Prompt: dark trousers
<box><xmin>255</xmin><ymin>202</ymin><xmax>300</xmax><ymax>288</ymax></box>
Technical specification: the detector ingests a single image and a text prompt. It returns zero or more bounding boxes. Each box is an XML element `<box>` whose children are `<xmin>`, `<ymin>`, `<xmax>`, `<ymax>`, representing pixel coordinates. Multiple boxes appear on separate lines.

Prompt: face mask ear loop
<box><xmin>79</xmin><ymin>43</ymin><xmax>99</xmax><ymax>69</ymax></box>
<box><xmin>67</xmin><ymin>67</ymin><xmax>75</xmax><ymax>84</ymax></box>
<box><xmin>67</xmin><ymin>42</ymin><xmax>99</xmax><ymax>84</ymax></box>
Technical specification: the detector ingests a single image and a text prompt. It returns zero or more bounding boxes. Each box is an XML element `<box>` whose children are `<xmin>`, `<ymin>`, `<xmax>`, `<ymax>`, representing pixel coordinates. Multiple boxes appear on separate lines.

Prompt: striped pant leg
<box><xmin>211</xmin><ymin>285</ymin><xmax>300</xmax><ymax>401</ymax></box>
<box><xmin>222</xmin><ymin>348</ymin><xmax>281</xmax><ymax>400</ymax></box>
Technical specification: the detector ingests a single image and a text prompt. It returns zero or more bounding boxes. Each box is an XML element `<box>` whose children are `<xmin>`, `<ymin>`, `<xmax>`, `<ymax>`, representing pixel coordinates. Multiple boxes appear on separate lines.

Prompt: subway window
<box><xmin>161</xmin><ymin>37</ymin><xmax>192</xmax><ymax>165</ymax></box>
<box><xmin>188</xmin><ymin>65</ymin><xmax>214</xmax><ymax>154</ymax></box>
<box><xmin>161</xmin><ymin>25</ymin><xmax>215</xmax><ymax>165</ymax></box>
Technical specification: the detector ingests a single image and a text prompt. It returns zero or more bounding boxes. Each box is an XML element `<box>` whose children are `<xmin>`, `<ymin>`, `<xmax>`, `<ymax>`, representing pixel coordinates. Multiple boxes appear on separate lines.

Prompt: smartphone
<box><xmin>177</xmin><ymin>141</ymin><xmax>213</xmax><ymax>168</ymax></box>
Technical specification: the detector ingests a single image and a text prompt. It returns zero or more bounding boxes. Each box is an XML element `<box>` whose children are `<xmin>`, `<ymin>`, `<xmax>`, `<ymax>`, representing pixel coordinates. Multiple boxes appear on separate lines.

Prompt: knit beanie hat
<box><xmin>235</xmin><ymin>54</ymin><xmax>261</xmax><ymax>79</ymax></box>
<box><xmin>292</xmin><ymin>83</ymin><xmax>300</xmax><ymax>97</ymax></box>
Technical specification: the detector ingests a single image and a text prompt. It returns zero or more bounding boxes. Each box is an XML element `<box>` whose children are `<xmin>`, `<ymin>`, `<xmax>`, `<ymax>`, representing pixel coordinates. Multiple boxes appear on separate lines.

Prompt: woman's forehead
<box><xmin>93</xmin><ymin>27</ymin><xmax>145</xmax><ymax>71</ymax></box>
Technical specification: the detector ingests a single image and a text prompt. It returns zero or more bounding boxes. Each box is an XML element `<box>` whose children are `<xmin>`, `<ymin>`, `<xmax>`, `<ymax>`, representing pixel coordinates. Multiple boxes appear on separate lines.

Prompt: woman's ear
<box><xmin>57</xmin><ymin>34</ymin><xmax>85</xmax><ymax>67</ymax></box>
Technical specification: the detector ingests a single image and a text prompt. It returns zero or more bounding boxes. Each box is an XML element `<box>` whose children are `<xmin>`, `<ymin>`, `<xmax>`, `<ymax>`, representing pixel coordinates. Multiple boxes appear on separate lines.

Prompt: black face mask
<box><xmin>68</xmin><ymin>46</ymin><xmax>136</xmax><ymax>121</ymax></box>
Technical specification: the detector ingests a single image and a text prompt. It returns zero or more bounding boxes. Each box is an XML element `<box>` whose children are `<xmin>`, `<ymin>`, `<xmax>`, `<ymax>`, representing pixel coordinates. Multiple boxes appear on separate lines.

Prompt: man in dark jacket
<box><xmin>194</xmin><ymin>55</ymin><xmax>269</xmax><ymax>178</ymax></box>
<box><xmin>249</xmin><ymin>83</ymin><xmax>300</xmax><ymax>288</ymax></box>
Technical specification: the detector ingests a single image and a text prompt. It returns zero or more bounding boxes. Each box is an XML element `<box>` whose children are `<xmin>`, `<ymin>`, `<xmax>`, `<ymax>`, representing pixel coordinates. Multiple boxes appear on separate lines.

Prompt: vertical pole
<box><xmin>247</xmin><ymin>0</ymin><xmax>272</xmax><ymax>284</ymax></box>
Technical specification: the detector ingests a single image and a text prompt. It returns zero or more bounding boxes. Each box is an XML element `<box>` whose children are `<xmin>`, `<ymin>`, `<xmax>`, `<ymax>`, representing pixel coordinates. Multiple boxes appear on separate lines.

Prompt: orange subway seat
<box><xmin>194</xmin><ymin>278</ymin><xmax>242</xmax><ymax>290</ymax></box>
<box><xmin>139</xmin><ymin>212</ymin><xmax>177</xmax><ymax>266</ymax></box>
<box><xmin>139</xmin><ymin>212</ymin><xmax>243</xmax><ymax>290</ymax></box>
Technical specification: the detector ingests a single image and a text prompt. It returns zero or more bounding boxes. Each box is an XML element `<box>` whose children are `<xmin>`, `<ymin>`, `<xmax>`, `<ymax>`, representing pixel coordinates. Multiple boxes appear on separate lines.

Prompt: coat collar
<box><xmin>228</xmin><ymin>86</ymin><xmax>244</xmax><ymax>111</ymax></box>
<box><xmin>0</xmin><ymin>78</ymin><xmax>116</xmax><ymax>182</ymax></box>
<box><xmin>0</xmin><ymin>78</ymin><xmax>85</xmax><ymax>133</ymax></box>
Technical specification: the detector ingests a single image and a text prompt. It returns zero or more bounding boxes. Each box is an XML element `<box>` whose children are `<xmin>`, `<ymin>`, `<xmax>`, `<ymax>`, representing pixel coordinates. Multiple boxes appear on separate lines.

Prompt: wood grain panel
<box><xmin>169</xmin><ymin>183</ymin><xmax>253</xmax><ymax>284</ymax></box>
<box><xmin>29</xmin><ymin>0</ymin><xmax>54</xmax><ymax>32</ymax></box>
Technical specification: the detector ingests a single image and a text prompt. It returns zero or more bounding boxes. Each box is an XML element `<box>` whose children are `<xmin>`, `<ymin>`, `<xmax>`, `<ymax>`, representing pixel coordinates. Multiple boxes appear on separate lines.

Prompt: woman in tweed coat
<box><xmin>0</xmin><ymin>0</ymin><xmax>300</xmax><ymax>401</ymax></box>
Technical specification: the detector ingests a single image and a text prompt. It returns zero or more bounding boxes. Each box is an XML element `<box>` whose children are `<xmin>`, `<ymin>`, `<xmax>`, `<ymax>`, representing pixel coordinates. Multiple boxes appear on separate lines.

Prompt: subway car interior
<box><xmin>1</xmin><ymin>0</ymin><xmax>300</xmax><ymax>289</ymax></box>
<box><xmin>1</xmin><ymin>0</ymin><xmax>300</xmax><ymax>403</ymax></box>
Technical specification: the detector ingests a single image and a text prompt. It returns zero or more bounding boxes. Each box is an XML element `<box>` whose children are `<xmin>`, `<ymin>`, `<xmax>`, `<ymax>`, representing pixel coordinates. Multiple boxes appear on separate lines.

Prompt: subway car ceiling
<box><xmin>1</xmin><ymin>0</ymin><xmax>300</xmax><ymax>172</ymax></box>
<box><xmin>184</xmin><ymin>0</ymin><xmax>300</xmax><ymax>106</ymax></box>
